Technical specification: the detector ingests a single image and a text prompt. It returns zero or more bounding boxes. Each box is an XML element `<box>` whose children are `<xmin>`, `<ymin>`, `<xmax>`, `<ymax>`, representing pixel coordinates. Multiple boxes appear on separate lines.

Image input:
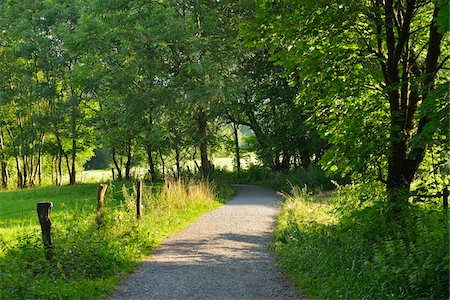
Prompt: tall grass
<box><xmin>273</xmin><ymin>184</ymin><xmax>449</xmax><ymax>299</ymax></box>
<box><xmin>0</xmin><ymin>179</ymin><xmax>224</xmax><ymax>299</ymax></box>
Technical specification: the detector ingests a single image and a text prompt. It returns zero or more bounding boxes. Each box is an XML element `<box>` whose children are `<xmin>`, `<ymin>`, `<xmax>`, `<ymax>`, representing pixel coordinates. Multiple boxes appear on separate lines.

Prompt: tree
<box><xmin>247</xmin><ymin>0</ymin><xmax>449</xmax><ymax>203</ymax></box>
<box><xmin>226</xmin><ymin>49</ymin><xmax>327</xmax><ymax>171</ymax></box>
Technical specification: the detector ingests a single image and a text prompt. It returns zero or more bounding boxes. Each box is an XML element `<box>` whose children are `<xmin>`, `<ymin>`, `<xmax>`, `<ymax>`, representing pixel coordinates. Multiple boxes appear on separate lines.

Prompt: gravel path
<box><xmin>112</xmin><ymin>184</ymin><xmax>300</xmax><ymax>300</ymax></box>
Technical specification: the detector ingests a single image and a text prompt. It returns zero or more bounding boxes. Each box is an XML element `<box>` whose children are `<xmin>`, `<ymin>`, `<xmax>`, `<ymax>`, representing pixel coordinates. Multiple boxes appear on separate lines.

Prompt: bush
<box><xmin>212</xmin><ymin>164</ymin><xmax>343</xmax><ymax>192</ymax></box>
<box><xmin>273</xmin><ymin>184</ymin><xmax>449</xmax><ymax>299</ymax></box>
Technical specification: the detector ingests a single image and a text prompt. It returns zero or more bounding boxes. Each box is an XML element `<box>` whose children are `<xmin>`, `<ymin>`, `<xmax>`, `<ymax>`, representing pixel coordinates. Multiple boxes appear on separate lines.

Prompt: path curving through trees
<box><xmin>112</xmin><ymin>185</ymin><xmax>300</xmax><ymax>299</ymax></box>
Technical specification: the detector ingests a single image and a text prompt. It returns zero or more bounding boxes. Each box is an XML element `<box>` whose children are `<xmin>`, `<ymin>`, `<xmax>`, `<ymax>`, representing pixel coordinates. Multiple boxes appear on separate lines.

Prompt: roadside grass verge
<box><xmin>0</xmin><ymin>179</ymin><xmax>231</xmax><ymax>299</ymax></box>
<box><xmin>273</xmin><ymin>185</ymin><xmax>449</xmax><ymax>299</ymax></box>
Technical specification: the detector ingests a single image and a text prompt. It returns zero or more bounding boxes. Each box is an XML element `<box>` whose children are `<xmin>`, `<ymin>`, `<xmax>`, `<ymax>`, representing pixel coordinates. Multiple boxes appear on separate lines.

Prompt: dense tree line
<box><xmin>0</xmin><ymin>0</ymin><xmax>448</xmax><ymax>206</ymax></box>
<box><xmin>0</xmin><ymin>0</ymin><xmax>324</xmax><ymax>187</ymax></box>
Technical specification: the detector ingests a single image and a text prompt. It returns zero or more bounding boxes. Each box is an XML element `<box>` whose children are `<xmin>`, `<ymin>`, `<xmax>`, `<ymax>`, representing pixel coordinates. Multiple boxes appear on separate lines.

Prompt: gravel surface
<box><xmin>112</xmin><ymin>184</ymin><xmax>301</xmax><ymax>300</ymax></box>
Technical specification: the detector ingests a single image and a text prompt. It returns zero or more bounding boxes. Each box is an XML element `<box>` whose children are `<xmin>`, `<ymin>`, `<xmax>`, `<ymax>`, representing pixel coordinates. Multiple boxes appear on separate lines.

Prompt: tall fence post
<box><xmin>136</xmin><ymin>180</ymin><xmax>142</xmax><ymax>219</ymax></box>
<box><xmin>37</xmin><ymin>202</ymin><xmax>53</xmax><ymax>261</ymax></box>
<box><xmin>97</xmin><ymin>183</ymin><xmax>108</xmax><ymax>223</ymax></box>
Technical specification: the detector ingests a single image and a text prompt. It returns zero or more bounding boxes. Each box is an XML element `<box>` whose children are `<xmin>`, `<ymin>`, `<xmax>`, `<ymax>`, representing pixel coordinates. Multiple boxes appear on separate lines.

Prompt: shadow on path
<box><xmin>113</xmin><ymin>185</ymin><xmax>299</xmax><ymax>300</ymax></box>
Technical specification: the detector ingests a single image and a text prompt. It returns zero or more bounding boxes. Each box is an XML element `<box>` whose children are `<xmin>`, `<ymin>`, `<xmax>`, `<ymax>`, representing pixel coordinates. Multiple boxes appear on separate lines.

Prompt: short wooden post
<box><xmin>136</xmin><ymin>180</ymin><xmax>142</xmax><ymax>219</ymax></box>
<box><xmin>37</xmin><ymin>202</ymin><xmax>53</xmax><ymax>261</ymax></box>
<box><xmin>97</xmin><ymin>183</ymin><xmax>108</xmax><ymax>222</ymax></box>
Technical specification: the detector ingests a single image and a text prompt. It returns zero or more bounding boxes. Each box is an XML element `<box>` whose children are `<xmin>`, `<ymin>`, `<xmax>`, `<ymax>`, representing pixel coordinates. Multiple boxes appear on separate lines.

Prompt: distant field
<box><xmin>78</xmin><ymin>169</ymin><xmax>113</xmax><ymax>182</ymax></box>
<box><xmin>212</xmin><ymin>155</ymin><xmax>259</xmax><ymax>170</ymax></box>
<box><xmin>0</xmin><ymin>182</ymin><xmax>133</xmax><ymax>242</ymax></box>
<box><xmin>0</xmin><ymin>156</ymin><xmax>252</xmax><ymax>231</ymax></box>
<box><xmin>77</xmin><ymin>155</ymin><xmax>259</xmax><ymax>183</ymax></box>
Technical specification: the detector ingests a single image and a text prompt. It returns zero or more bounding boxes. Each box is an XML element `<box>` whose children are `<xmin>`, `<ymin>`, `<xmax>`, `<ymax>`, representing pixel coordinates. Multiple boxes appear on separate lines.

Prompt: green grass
<box><xmin>0</xmin><ymin>181</ymin><xmax>133</xmax><ymax>242</ymax></box>
<box><xmin>0</xmin><ymin>179</ymin><xmax>231</xmax><ymax>299</ymax></box>
<box><xmin>273</xmin><ymin>184</ymin><xmax>449</xmax><ymax>299</ymax></box>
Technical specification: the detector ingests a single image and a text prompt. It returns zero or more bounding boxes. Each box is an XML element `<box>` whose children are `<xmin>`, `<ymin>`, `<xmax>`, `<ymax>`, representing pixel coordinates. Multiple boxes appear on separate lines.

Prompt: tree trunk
<box><xmin>198</xmin><ymin>109</ymin><xmax>210</xmax><ymax>177</ymax></box>
<box><xmin>1</xmin><ymin>161</ymin><xmax>8</xmax><ymax>188</ymax></box>
<box><xmin>0</xmin><ymin>130</ymin><xmax>8</xmax><ymax>188</ymax></box>
<box><xmin>443</xmin><ymin>185</ymin><xmax>448</xmax><ymax>210</ymax></box>
<box><xmin>381</xmin><ymin>3</ymin><xmax>443</xmax><ymax>204</ymax></box>
<box><xmin>54</xmin><ymin>133</ymin><xmax>64</xmax><ymax>185</ymax></box>
<box><xmin>246</xmin><ymin>111</ymin><xmax>273</xmax><ymax>167</ymax></box>
<box><xmin>64</xmin><ymin>152</ymin><xmax>72</xmax><ymax>185</ymax></box>
<box><xmin>146</xmin><ymin>113</ymin><xmax>156</xmax><ymax>182</ymax></box>
<box><xmin>15</xmin><ymin>156</ymin><xmax>23</xmax><ymax>188</ymax></box>
<box><xmin>280</xmin><ymin>153</ymin><xmax>291</xmax><ymax>171</ymax></box>
<box><xmin>125</xmin><ymin>140</ymin><xmax>132</xmax><ymax>180</ymax></box>
<box><xmin>52</xmin><ymin>156</ymin><xmax>55</xmax><ymax>185</ymax></box>
<box><xmin>69</xmin><ymin>138</ymin><xmax>76</xmax><ymax>185</ymax></box>
<box><xmin>272</xmin><ymin>154</ymin><xmax>282</xmax><ymax>172</ymax></box>
<box><xmin>38</xmin><ymin>153</ymin><xmax>42</xmax><ymax>186</ymax></box>
<box><xmin>232</xmin><ymin>122</ymin><xmax>241</xmax><ymax>172</ymax></box>
<box><xmin>57</xmin><ymin>150</ymin><xmax>63</xmax><ymax>185</ymax></box>
<box><xmin>175</xmin><ymin>144</ymin><xmax>181</xmax><ymax>179</ymax></box>
<box><xmin>386</xmin><ymin>115</ymin><xmax>415</xmax><ymax>203</ymax></box>
<box><xmin>300</xmin><ymin>151</ymin><xmax>310</xmax><ymax>169</ymax></box>
<box><xmin>29</xmin><ymin>151</ymin><xmax>35</xmax><ymax>187</ymax></box>
<box><xmin>112</xmin><ymin>147</ymin><xmax>123</xmax><ymax>180</ymax></box>
<box><xmin>22</xmin><ymin>156</ymin><xmax>28</xmax><ymax>188</ymax></box>
<box><xmin>159</xmin><ymin>150</ymin><xmax>165</xmax><ymax>177</ymax></box>
<box><xmin>147</xmin><ymin>147</ymin><xmax>156</xmax><ymax>182</ymax></box>
<box><xmin>69</xmin><ymin>90</ymin><xmax>78</xmax><ymax>185</ymax></box>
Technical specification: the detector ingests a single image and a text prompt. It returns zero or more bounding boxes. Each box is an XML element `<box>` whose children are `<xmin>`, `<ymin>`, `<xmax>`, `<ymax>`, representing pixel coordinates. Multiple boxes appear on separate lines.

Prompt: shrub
<box><xmin>273</xmin><ymin>184</ymin><xmax>449</xmax><ymax>299</ymax></box>
<box><xmin>212</xmin><ymin>164</ymin><xmax>343</xmax><ymax>192</ymax></box>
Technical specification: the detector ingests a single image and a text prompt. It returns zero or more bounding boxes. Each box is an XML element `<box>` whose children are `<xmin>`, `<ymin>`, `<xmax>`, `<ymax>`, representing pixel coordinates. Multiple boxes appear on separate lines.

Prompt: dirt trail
<box><xmin>112</xmin><ymin>184</ymin><xmax>300</xmax><ymax>300</ymax></box>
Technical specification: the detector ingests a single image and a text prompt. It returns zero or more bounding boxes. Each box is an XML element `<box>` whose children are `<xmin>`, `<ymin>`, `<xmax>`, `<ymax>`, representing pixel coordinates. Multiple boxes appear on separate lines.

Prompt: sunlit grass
<box><xmin>0</xmin><ymin>179</ymin><xmax>229</xmax><ymax>299</ymax></box>
<box><xmin>273</xmin><ymin>184</ymin><xmax>449</xmax><ymax>299</ymax></box>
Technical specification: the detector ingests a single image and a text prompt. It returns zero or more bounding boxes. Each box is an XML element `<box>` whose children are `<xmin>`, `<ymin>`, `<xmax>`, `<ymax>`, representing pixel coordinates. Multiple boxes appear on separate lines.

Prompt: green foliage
<box><xmin>273</xmin><ymin>184</ymin><xmax>449</xmax><ymax>299</ymax></box>
<box><xmin>0</xmin><ymin>180</ymin><xmax>227</xmax><ymax>298</ymax></box>
<box><xmin>212</xmin><ymin>164</ymin><xmax>342</xmax><ymax>192</ymax></box>
<box><xmin>244</xmin><ymin>0</ymin><xmax>449</xmax><ymax>202</ymax></box>
<box><xmin>411</xmin><ymin>145</ymin><xmax>450</xmax><ymax>204</ymax></box>
<box><xmin>436</xmin><ymin>0</ymin><xmax>449</xmax><ymax>34</ymax></box>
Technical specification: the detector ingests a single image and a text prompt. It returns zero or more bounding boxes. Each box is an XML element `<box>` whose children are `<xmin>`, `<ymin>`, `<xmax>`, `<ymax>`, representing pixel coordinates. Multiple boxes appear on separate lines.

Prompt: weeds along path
<box><xmin>113</xmin><ymin>184</ymin><xmax>300</xmax><ymax>300</ymax></box>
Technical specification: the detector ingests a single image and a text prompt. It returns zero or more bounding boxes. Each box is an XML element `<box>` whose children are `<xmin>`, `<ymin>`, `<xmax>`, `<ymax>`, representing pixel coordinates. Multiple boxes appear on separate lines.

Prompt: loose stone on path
<box><xmin>112</xmin><ymin>185</ymin><xmax>300</xmax><ymax>300</ymax></box>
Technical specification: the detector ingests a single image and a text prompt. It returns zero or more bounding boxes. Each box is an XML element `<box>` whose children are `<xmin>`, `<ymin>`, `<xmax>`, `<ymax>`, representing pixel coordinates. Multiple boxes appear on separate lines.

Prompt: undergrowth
<box><xmin>0</xmin><ymin>179</ymin><xmax>228</xmax><ymax>299</ymax></box>
<box><xmin>212</xmin><ymin>164</ymin><xmax>343</xmax><ymax>192</ymax></box>
<box><xmin>273</xmin><ymin>184</ymin><xmax>449</xmax><ymax>299</ymax></box>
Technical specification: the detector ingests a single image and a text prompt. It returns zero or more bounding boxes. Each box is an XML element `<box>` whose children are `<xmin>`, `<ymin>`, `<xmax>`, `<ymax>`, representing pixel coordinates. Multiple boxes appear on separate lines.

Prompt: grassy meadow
<box><xmin>0</xmin><ymin>179</ymin><xmax>233</xmax><ymax>299</ymax></box>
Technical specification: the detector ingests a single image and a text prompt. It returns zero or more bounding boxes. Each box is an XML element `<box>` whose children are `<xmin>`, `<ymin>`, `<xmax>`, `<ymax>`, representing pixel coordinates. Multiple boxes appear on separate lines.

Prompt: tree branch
<box><xmin>226</xmin><ymin>113</ymin><xmax>251</xmax><ymax>127</ymax></box>
<box><xmin>393</xmin><ymin>0</ymin><xmax>415</xmax><ymax>64</ymax></box>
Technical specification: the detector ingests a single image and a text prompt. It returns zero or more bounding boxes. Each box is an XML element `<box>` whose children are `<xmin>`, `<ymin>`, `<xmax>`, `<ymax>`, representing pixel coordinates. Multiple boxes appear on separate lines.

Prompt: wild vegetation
<box><xmin>0</xmin><ymin>0</ymin><xmax>448</xmax><ymax>299</ymax></box>
<box><xmin>273</xmin><ymin>186</ymin><xmax>448</xmax><ymax>299</ymax></box>
<box><xmin>0</xmin><ymin>179</ymin><xmax>231</xmax><ymax>298</ymax></box>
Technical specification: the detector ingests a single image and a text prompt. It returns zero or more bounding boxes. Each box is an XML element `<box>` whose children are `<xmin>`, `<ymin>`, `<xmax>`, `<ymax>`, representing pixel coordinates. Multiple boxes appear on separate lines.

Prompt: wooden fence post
<box><xmin>37</xmin><ymin>202</ymin><xmax>53</xmax><ymax>261</ymax></box>
<box><xmin>97</xmin><ymin>183</ymin><xmax>108</xmax><ymax>222</ymax></box>
<box><xmin>137</xmin><ymin>180</ymin><xmax>142</xmax><ymax>219</ymax></box>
